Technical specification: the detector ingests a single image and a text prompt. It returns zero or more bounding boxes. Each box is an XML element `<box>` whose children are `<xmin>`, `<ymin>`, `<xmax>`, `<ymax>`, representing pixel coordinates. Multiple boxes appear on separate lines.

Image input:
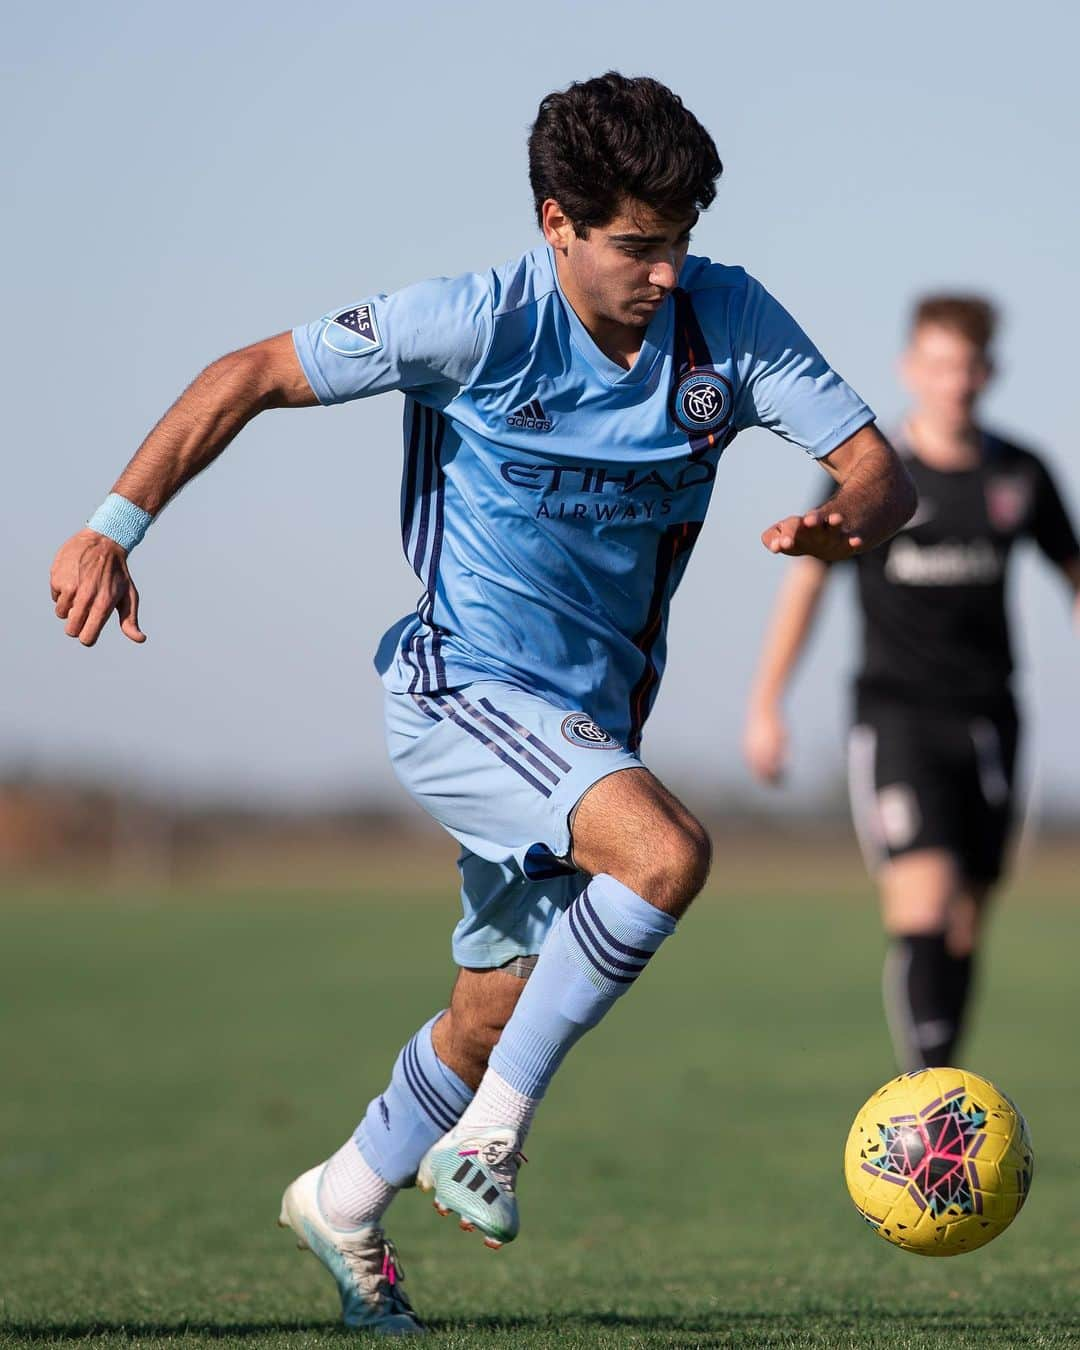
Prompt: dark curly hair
<box><xmin>528</xmin><ymin>73</ymin><xmax>723</xmax><ymax>234</ymax></box>
<box><xmin>910</xmin><ymin>294</ymin><xmax>998</xmax><ymax>353</ymax></box>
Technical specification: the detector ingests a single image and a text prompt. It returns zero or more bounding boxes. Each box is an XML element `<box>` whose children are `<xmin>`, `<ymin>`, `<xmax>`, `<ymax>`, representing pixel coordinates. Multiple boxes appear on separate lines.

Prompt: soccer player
<box><xmin>51</xmin><ymin>74</ymin><xmax>914</xmax><ymax>1334</ymax></box>
<box><xmin>744</xmin><ymin>294</ymin><xmax>1080</xmax><ymax>1075</ymax></box>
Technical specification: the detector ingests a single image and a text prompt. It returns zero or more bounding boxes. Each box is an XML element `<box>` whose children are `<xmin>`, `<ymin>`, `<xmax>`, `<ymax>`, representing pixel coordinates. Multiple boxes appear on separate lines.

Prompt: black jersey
<box><xmin>846</xmin><ymin>430</ymin><xmax>1078</xmax><ymax>711</ymax></box>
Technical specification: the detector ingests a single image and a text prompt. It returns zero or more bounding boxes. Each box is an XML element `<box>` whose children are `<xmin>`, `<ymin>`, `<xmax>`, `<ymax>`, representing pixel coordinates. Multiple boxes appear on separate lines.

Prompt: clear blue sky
<box><xmin>8</xmin><ymin>1</ymin><xmax>1078</xmax><ymax>813</ymax></box>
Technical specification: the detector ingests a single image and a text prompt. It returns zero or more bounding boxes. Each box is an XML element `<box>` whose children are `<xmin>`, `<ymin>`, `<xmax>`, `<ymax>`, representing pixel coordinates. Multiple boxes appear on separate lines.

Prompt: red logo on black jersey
<box><xmin>985</xmin><ymin>476</ymin><xmax>1032</xmax><ymax>532</ymax></box>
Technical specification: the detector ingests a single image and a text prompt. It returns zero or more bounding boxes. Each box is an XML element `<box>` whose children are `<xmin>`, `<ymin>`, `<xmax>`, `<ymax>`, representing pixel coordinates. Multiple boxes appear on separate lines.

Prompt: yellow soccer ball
<box><xmin>844</xmin><ymin>1067</ymin><xmax>1033</xmax><ymax>1256</ymax></box>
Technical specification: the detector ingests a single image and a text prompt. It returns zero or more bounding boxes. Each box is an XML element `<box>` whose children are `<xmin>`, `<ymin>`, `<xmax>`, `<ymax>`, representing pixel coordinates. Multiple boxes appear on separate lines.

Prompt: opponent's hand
<box><xmin>743</xmin><ymin>705</ymin><xmax>789</xmax><ymax>785</ymax></box>
<box><xmin>761</xmin><ymin>509</ymin><xmax>863</xmax><ymax>561</ymax></box>
<box><xmin>50</xmin><ymin>528</ymin><xmax>146</xmax><ymax>647</ymax></box>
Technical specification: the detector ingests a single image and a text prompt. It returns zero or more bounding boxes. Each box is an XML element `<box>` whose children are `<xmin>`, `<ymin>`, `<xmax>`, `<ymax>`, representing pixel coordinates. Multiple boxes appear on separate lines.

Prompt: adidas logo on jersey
<box><xmin>507</xmin><ymin>398</ymin><xmax>553</xmax><ymax>432</ymax></box>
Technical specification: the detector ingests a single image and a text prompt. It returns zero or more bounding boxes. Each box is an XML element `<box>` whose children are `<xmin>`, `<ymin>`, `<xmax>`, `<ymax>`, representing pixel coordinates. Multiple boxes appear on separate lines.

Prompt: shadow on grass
<box><xmin>5</xmin><ymin>1310</ymin><xmax>1080</xmax><ymax>1344</ymax></box>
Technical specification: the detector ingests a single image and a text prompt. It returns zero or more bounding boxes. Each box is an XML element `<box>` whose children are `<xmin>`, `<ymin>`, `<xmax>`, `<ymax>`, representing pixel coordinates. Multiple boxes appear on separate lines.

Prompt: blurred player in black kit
<box><xmin>743</xmin><ymin>295</ymin><xmax>1080</xmax><ymax>1070</ymax></box>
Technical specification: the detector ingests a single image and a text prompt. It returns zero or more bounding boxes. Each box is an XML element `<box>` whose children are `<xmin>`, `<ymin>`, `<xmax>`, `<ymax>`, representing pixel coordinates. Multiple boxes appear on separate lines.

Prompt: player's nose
<box><xmin>649</xmin><ymin>261</ymin><xmax>678</xmax><ymax>292</ymax></box>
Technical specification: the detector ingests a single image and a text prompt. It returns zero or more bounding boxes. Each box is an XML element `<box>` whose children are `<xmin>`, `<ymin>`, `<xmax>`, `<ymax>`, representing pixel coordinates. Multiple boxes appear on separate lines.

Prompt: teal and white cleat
<box><xmin>416</xmin><ymin>1126</ymin><xmax>525</xmax><ymax>1249</ymax></box>
<box><xmin>278</xmin><ymin>1165</ymin><xmax>424</xmax><ymax>1336</ymax></box>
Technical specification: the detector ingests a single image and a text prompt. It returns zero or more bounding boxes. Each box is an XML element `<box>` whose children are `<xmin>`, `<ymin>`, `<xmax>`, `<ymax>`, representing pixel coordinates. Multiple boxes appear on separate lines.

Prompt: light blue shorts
<box><xmin>384</xmin><ymin>681</ymin><xmax>642</xmax><ymax>968</ymax></box>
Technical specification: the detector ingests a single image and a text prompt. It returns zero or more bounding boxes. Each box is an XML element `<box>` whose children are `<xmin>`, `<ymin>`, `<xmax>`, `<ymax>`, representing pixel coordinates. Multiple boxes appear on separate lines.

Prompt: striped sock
<box><xmin>488</xmin><ymin>873</ymin><xmax>676</xmax><ymax>1104</ymax></box>
<box><xmin>883</xmin><ymin>934</ymin><xmax>974</xmax><ymax>1070</ymax></box>
<box><xmin>353</xmin><ymin>1012</ymin><xmax>474</xmax><ymax>1189</ymax></box>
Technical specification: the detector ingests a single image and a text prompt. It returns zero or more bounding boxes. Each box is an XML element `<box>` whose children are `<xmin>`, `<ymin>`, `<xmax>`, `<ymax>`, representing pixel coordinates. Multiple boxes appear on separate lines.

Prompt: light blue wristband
<box><xmin>86</xmin><ymin>493</ymin><xmax>154</xmax><ymax>552</ymax></box>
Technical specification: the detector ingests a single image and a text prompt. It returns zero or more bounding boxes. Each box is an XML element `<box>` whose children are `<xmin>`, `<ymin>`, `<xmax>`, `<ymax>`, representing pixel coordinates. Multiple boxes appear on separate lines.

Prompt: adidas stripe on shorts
<box><xmin>384</xmin><ymin>681</ymin><xmax>641</xmax><ymax>968</ymax></box>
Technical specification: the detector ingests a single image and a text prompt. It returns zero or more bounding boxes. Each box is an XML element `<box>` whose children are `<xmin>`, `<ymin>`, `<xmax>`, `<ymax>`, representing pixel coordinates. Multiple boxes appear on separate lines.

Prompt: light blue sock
<box><xmin>355</xmin><ymin>1012</ymin><xmax>473</xmax><ymax>1186</ymax></box>
<box><xmin>488</xmin><ymin>873</ymin><xmax>676</xmax><ymax>1100</ymax></box>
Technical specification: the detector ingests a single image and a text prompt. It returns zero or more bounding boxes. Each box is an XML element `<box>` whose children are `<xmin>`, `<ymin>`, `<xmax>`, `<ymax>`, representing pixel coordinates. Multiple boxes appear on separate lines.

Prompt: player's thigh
<box><xmin>451</xmin><ymin>851</ymin><xmax>581</xmax><ymax>970</ymax></box>
<box><xmin>385</xmin><ymin>682</ymin><xmax>639</xmax><ymax>874</ymax></box>
<box><xmin>385</xmin><ymin>682</ymin><xmax>640</xmax><ymax>965</ymax></box>
<box><xmin>955</xmin><ymin>709</ymin><xmax>1021</xmax><ymax>889</ymax></box>
<box><xmin>570</xmin><ymin>765</ymin><xmax>711</xmax><ymax>915</ymax></box>
<box><xmin>943</xmin><ymin>709</ymin><xmax>1019</xmax><ymax>954</ymax></box>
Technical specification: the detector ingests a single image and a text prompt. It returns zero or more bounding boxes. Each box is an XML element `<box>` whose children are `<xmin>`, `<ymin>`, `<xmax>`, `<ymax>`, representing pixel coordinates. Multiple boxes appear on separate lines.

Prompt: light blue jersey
<box><xmin>293</xmin><ymin>245</ymin><xmax>872</xmax><ymax>749</ymax></box>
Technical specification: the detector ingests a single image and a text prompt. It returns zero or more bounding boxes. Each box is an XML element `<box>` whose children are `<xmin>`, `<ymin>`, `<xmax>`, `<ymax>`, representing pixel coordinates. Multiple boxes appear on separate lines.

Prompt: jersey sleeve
<box><xmin>292</xmin><ymin>270</ymin><xmax>494</xmax><ymax>405</ymax></box>
<box><xmin>1029</xmin><ymin>455</ymin><xmax>1080</xmax><ymax>565</ymax></box>
<box><xmin>731</xmin><ymin>276</ymin><xmax>875</xmax><ymax>457</ymax></box>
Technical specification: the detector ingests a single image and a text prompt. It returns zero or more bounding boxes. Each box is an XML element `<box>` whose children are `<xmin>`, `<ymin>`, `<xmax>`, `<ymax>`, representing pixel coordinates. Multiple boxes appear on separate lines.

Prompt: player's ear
<box><xmin>541</xmin><ymin>199</ymin><xmax>575</xmax><ymax>252</ymax></box>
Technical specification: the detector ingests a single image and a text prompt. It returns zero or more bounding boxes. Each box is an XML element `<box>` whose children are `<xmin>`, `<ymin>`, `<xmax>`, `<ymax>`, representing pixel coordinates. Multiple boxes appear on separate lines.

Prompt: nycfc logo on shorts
<box><xmin>671</xmin><ymin>370</ymin><xmax>732</xmax><ymax>436</ymax></box>
<box><xmin>561</xmin><ymin>713</ymin><xmax>621</xmax><ymax>749</ymax></box>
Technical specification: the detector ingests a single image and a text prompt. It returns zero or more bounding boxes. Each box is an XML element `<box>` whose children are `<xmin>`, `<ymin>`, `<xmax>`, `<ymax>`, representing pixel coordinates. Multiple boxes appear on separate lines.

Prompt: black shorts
<box><xmin>847</xmin><ymin>697</ymin><xmax>1020</xmax><ymax>884</ymax></box>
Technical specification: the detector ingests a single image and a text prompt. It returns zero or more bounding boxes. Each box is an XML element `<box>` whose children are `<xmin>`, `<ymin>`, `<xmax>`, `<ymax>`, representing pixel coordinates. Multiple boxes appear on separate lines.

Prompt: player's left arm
<box><xmin>1028</xmin><ymin>453</ymin><xmax>1080</xmax><ymax>626</ymax></box>
<box><xmin>762</xmin><ymin>422</ymin><xmax>916</xmax><ymax>561</ymax></box>
<box><xmin>1061</xmin><ymin>556</ymin><xmax>1080</xmax><ymax>629</ymax></box>
<box><xmin>729</xmin><ymin>274</ymin><xmax>915</xmax><ymax>560</ymax></box>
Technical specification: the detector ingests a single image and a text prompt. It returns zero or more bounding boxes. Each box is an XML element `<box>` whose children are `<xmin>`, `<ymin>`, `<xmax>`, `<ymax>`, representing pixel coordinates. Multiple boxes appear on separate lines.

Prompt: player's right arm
<box><xmin>52</xmin><ymin>270</ymin><xmax>494</xmax><ymax>648</ymax></box>
<box><xmin>51</xmin><ymin>333</ymin><xmax>317</xmax><ymax>647</ymax></box>
<box><xmin>742</xmin><ymin>556</ymin><xmax>832</xmax><ymax>784</ymax></box>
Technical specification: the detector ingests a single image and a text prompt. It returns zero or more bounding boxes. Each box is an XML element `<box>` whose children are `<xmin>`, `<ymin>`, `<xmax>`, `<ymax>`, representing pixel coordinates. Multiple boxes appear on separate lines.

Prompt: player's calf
<box><xmin>878</xmin><ymin>850</ymin><xmax>981</xmax><ymax>1069</ymax></box>
<box><xmin>432</xmin><ymin>964</ymin><xmax>531</xmax><ymax>1090</ymax></box>
<box><xmin>421</xmin><ymin>871</ymin><xmax>678</xmax><ymax>1244</ymax></box>
<box><xmin>421</xmin><ymin>769</ymin><xmax>707</xmax><ymax>1246</ymax></box>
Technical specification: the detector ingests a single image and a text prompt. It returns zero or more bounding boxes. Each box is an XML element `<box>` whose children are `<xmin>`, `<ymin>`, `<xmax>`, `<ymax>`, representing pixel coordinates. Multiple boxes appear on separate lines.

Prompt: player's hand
<box><xmin>743</xmin><ymin>704</ymin><xmax>789</xmax><ymax>785</ymax></box>
<box><xmin>761</xmin><ymin>509</ymin><xmax>863</xmax><ymax>561</ymax></box>
<box><xmin>50</xmin><ymin>528</ymin><xmax>146</xmax><ymax>647</ymax></box>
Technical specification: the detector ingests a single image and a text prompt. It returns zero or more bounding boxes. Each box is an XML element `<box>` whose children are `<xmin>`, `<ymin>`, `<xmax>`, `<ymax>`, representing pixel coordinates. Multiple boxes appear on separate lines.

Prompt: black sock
<box><xmin>884</xmin><ymin>934</ymin><xmax>974</xmax><ymax>1070</ymax></box>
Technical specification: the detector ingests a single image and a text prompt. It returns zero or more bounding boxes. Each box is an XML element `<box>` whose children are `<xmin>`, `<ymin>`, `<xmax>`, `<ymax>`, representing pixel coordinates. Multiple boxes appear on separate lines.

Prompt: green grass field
<box><xmin>3</xmin><ymin>861</ymin><xmax>1079</xmax><ymax>1348</ymax></box>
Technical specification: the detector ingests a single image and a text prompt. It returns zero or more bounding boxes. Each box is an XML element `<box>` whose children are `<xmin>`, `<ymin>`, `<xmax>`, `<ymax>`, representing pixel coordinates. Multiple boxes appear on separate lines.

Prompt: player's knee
<box><xmin>880</xmin><ymin>851</ymin><xmax>959</xmax><ymax>935</ymax></box>
<box><xmin>947</xmin><ymin>889</ymin><xmax>987</xmax><ymax>957</ymax></box>
<box><xmin>639</xmin><ymin>816</ymin><xmax>712</xmax><ymax>913</ymax></box>
<box><xmin>572</xmin><ymin>769</ymin><xmax>711</xmax><ymax>914</ymax></box>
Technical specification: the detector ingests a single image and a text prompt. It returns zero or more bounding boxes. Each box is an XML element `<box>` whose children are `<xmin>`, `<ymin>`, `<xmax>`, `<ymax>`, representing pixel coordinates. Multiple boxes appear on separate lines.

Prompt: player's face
<box><xmin>901</xmin><ymin>323</ymin><xmax>992</xmax><ymax>430</ymax></box>
<box><xmin>544</xmin><ymin>199</ymin><xmax>696</xmax><ymax>330</ymax></box>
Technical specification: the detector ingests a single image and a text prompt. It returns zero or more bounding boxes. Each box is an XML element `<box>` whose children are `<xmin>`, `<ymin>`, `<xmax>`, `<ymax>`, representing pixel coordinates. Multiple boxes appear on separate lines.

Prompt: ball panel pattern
<box><xmin>843</xmin><ymin>1068</ymin><xmax>1033</xmax><ymax>1256</ymax></box>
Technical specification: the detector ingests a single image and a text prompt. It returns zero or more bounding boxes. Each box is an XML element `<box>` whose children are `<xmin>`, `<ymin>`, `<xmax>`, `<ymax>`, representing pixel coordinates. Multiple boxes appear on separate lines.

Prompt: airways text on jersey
<box><xmin>501</xmin><ymin>454</ymin><xmax>718</xmax><ymax>524</ymax></box>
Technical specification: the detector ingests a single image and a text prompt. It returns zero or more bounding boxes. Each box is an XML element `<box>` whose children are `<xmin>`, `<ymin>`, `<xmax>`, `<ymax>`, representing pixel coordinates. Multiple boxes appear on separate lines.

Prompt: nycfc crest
<box><xmin>561</xmin><ymin>714</ymin><xmax>620</xmax><ymax>749</ymax></box>
<box><xmin>671</xmin><ymin>369</ymin><xmax>732</xmax><ymax>436</ymax></box>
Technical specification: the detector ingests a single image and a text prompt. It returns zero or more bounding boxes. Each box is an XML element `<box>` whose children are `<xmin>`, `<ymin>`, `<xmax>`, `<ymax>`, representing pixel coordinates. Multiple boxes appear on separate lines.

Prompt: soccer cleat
<box><xmin>416</xmin><ymin>1125</ymin><xmax>524</xmax><ymax>1248</ymax></box>
<box><xmin>277</xmin><ymin>1165</ymin><xmax>424</xmax><ymax>1336</ymax></box>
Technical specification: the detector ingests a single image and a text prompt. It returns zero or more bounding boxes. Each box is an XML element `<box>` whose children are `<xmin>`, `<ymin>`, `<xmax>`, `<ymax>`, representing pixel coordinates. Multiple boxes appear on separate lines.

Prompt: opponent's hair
<box><xmin>910</xmin><ymin>294</ymin><xmax>998</xmax><ymax>352</ymax></box>
<box><xmin>528</xmin><ymin>72</ymin><xmax>723</xmax><ymax>234</ymax></box>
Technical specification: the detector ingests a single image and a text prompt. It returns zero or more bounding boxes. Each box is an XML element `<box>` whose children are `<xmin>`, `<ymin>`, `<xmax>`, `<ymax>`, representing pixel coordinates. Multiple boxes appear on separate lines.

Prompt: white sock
<box><xmin>318</xmin><ymin>1137</ymin><xmax>397</xmax><ymax>1228</ymax></box>
<box><xmin>454</xmin><ymin>1068</ymin><xmax>538</xmax><ymax>1141</ymax></box>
